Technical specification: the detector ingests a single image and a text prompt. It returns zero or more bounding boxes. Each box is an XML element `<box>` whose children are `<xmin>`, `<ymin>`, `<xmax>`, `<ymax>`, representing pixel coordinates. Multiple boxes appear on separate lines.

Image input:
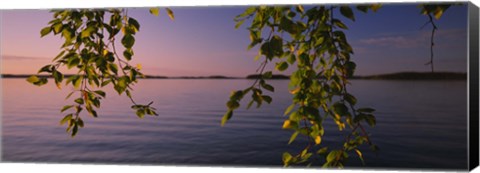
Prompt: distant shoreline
<box><xmin>0</xmin><ymin>72</ymin><xmax>467</xmax><ymax>80</ymax></box>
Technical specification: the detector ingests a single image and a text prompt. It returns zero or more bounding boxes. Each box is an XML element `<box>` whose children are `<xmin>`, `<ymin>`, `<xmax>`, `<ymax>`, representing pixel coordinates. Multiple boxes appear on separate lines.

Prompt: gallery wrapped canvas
<box><xmin>0</xmin><ymin>0</ymin><xmax>478</xmax><ymax>172</ymax></box>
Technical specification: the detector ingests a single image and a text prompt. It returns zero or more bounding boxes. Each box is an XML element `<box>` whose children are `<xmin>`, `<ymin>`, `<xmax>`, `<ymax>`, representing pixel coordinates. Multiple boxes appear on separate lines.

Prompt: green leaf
<box><xmin>345</xmin><ymin>61</ymin><xmax>356</xmax><ymax>77</ymax></box>
<box><xmin>62</xmin><ymin>28</ymin><xmax>74</xmax><ymax>42</ymax></box>
<box><xmin>61</xmin><ymin>105</ymin><xmax>74</xmax><ymax>113</ymax></box>
<box><xmin>317</xmin><ymin>147</ymin><xmax>328</xmax><ymax>155</ymax></box>
<box><xmin>370</xmin><ymin>144</ymin><xmax>380</xmax><ymax>152</ymax></box>
<box><xmin>282</xmin><ymin>152</ymin><xmax>293</xmax><ymax>164</ymax></box>
<box><xmin>280</xmin><ymin>17</ymin><xmax>297</xmax><ymax>34</ymax></box>
<box><xmin>27</xmin><ymin>75</ymin><xmax>48</xmax><ymax>86</ymax></box>
<box><xmin>80</xmin><ymin>26</ymin><xmax>95</xmax><ymax>39</ymax></box>
<box><xmin>270</xmin><ymin>35</ymin><xmax>284</xmax><ymax>57</ymax></box>
<box><xmin>356</xmin><ymin>5</ymin><xmax>369</xmax><ymax>13</ymax></box>
<box><xmin>275</xmin><ymin>61</ymin><xmax>289</xmax><ymax>71</ymax></box>
<box><xmin>288</xmin><ymin>131</ymin><xmax>299</xmax><ymax>144</ymax></box>
<box><xmin>226</xmin><ymin>100</ymin><xmax>240</xmax><ymax>110</ymax></box>
<box><xmin>355</xmin><ymin>149</ymin><xmax>365</xmax><ymax>165</ymax></box>
<box><xmin>125</xmin><ymin>90</ymin><xmax>132</xmax><ymax>98</ymax></box>
<box><xmin>365</xmin><ymin>114</ymin><xmax>376</xmax><ymax>127</ymax></box>
<box><xmin>60</xmin><ymin>114</ymin><xmax>73</xmax><ymax>125</ymax></box>
<box><xmin>333</xmin><ymin>19</ymin><xmax>348</xmax><ymax>29</ymax></box>
<box><xmin>246</xmin><ymin>100</ymin><xmax>254</xmax><ymax>109</ymax></box>
<box><xmin>26</xmin><ymin>75</ymin><xmax>40</xmax><ymax>83</ymax></box>
<box><xmin>263</xmin><ymin>71</ymin><xmax>272</xmax><ymax>79</ymax></box>
<box><xmin>344</xmin><ymin>93</ymin><xmax>357</xmax><ymax>105</ymax></box>
<box><xmin>326</xmin><ymin>150</ymin><xmax>340</xmax><ymax>162</ymax></box>
<box><xmin>93</xmin><ymin>90</ymin><xmax>106</xmax><ymax>98</ymax></box>
<box><xmin>38</xmin><ymin>65</ymin><xmax>53</xmax><ymax>73</ymax></box>
<box><xmin>284</xmin><ymin>104</ymin><xmax>295</xmax><ymax>116</ymax></box>
<box><xmin>262</xmin><ymin>95</ymin><xmax>272</xmax><ymax>104</ymax></box>
<box><xmin>53</xmin><ymin>70</ymin><xmax>64</xmax><ymax>83</ymax></box>
<box><xmin>136</xmin><ymin>109</ymin><xmax>145</xmax><ymax>118</ymax></box>
<box><xmin>118</xmin><ymin>76</ymin><xmax>128</xmax><ymax>88</ymax></box>
<box><xmin>287</xmin><ymin>54</ymin><xmax>296</xmax><ymax>64</ymax></box>
<box><xmin>123</xmin><ymin>49</ymin><xmax>133</xmax><ymax>61</ymax></box>
<box><xmin>221</xmin><ymin>110</ymin><xmax>233</xmax><ymax>126</ymax></box>
<box><xmin>149</xmin><ymin>8</ymin><xmax>160</xmax><ymax>16</ymax></box>
<box><xmin>234</xmin><ymin>20</ymin><xmax>245</xmax><ymax>29</ymax></box>
<box><xmin>147</xmin><ymin>108</ymin><xmax>158</xmax><ymax>116</ymax></box>
<box><xmin>340</xmin><ymin>6</ymin><xmax>355</xmax><ymax>21</ymax></box>
<box><xmin>230</xmin><ymin>90</ymin><xmax>244</xmax><ymax>101</ymax></box>
<box><xmin>74</xmin><ymin>98</ymin><xmax>84</xmax><ymax>105</ymax></box>
<box><xmin>370</xmin><ymin>4</ymin><xmax>382</xmax><ymax>12</ymax></box>
<box><xmin>260</xmin><ymin>42</ymin><xmax>273</xmax><ymax>59</ymax></box>
<box><xmin>65</xmin><ymin>92</ymin><xmax>75</xmax><ymax>100</ymax></box>
<box><xmin>67</xmin><ymin>57</ymin><xmax>80</xmax><ymax>69</ymax></box>
<box><xmin>236</xmin><ymin>7</ymin><xmax>256</xmax><ymax>19</ymax></box>
<box><xmin>108</xmin><ymin>63</ymin><xmax>118</xmax><ymax>75</ymax></box>
<box><xmin>53</xmin><ymin>50</ymin><xmax>65</xmax><ymax>61</ymax></box>
<box><xmin>121</xmin><ymin>34</ymin><xmax>135</xmax><ymax>49</ymax></box>
<box><xmin>333</xmin><ymin>102</ymin><xmax>349</xmax><ymax>116</ymax></box>
<box><xmin>166</xmin><ymin>8</ymin><xmax>175</xmax><ymax>21</ymax></box>
<box><xmin>296</xmin><ymin>5</ymin><xmax>304</xmax><ymax>13</ymax></box>
<box><xmin>40</xmin><ymin>27</ymin><xmax>52</xmax><ymax>37</ymax></box>
<box><xmin>128</xmin><ymin>18</ymin><xmax>140</xmax><ymax>32</ymax></box>
<box><xmin>71</xmin><ymin>124</ymin><xmax>78</xmax><ymax>137</ymax></box>
<box><xmin>101</xmin><ymin>80</ymin><xmax>111</xmax><ymax>87</ymax></box>
<box><xmin>73</xmin><ymin>76</ymin><xmax>83</xmax><ymax>89</ymax></box>
<box><xmin>260</xmin><ymin>82</ymin><xmax>274</xmax><ymax>92</ymax></box>
<box><xmin>53</xmin><ymin>23</ymin><xmax>63</xmax><ymax>34</ymax></box>
<box><xmin>77</xmin><ymin>118</ymin><xmax>84</xmax><ymax>127</ymax></box>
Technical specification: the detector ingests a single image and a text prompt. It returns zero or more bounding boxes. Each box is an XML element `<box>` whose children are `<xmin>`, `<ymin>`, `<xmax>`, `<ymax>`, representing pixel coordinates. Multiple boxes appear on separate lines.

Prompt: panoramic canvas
<box><xmin>0</xmin><ymin>2</ymin><xmax>478</xmax><ymax>171</ymax></box>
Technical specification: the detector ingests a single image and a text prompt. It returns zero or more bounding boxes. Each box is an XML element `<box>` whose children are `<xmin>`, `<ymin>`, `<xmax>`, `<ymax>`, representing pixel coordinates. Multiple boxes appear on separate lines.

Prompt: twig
<box><xmin>422</xmin><ymin>13</ymin><xmax>437</xmax><ymax>73</ymax></box>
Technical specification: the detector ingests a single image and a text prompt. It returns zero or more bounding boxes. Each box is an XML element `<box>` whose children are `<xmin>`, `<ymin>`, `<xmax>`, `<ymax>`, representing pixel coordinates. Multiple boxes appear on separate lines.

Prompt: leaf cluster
<box><xmin>225</xmin><ymin>4</ymin><xmax>383</xmax><ymax>167</ymax></box>
<box><xmin>31</xmin><ymin>8</ymin><xmax>173</xmax><ymax>136</ymax></box>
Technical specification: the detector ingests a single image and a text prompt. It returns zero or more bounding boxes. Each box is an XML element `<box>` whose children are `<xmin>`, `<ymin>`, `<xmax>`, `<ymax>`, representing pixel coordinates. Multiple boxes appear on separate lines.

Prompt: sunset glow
<box><xmin>1</xmin><ymin>5</ymin><xmax>468</xmax><ymax>77</ymax></box>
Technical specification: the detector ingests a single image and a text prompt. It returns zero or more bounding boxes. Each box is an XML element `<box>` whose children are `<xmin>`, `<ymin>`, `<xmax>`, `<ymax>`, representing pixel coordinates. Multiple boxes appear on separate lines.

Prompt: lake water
<box><xmin>1</xmin><ymin>78</ymin><xmax>468</xmax><ymax>170</ymax></box>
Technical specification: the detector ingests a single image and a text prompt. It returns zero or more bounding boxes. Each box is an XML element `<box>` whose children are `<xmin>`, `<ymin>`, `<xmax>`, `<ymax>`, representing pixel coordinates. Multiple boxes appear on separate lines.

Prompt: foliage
<box><xmin>223</xmin><ymin>4</ymin><xmax>381</xmax><ymax>167</ymax></box>
<box><xmin>30</xmin><ymin>3</ymin><xmax>453</xmax><ymax>167</ymax></box>
<box><xmin>419</xmin><ymin>4</ymin><xmax>451</xmax><ymax>72</ymax></box>
<box><xmin>28</xmin><ymin>8</ymin><xmax>174</xmax><ymax>136</ymax></box>
<box><xmin>223</xmin><ymin>4</ymin><xmax>451</xmax><ymax>167</ymax></box>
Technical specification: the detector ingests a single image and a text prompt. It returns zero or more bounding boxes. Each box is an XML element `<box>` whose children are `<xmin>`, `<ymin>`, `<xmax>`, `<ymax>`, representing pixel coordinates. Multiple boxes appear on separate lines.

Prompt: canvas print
<box><xmin>0</xmin><ymin>2</ymin><xmax>477</xmax><ymax>171</ymax></box>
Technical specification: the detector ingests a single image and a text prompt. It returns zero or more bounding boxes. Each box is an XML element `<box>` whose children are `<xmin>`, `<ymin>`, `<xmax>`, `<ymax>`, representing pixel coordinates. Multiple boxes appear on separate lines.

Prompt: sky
<box><xmin>0</xmin><ymin>3</ymin><xmax>468</xmax><ymax>77</ymax></box>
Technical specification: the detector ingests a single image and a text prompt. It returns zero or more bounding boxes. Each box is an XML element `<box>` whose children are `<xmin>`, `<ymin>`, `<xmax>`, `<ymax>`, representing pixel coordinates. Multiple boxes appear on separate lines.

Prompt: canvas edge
<box><xmin>468</xmin><ymin>1</ymin><xmax>480</xmax><ymax>171</ymax></box>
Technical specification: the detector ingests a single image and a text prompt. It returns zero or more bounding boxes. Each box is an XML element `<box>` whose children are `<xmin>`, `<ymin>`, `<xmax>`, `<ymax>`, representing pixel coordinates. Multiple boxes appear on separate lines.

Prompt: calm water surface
<box><xmin>1</xmin><ymin>79</ymin><xmax>468</xmax><ymax>170</ymax></box>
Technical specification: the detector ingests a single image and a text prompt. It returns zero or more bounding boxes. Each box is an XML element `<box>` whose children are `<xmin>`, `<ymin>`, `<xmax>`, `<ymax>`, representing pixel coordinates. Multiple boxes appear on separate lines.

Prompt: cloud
<box><xmin>355</xmin><ymin>28</ymin><xmax>466</xmax><ymax>49</ymax></box>
<box><xmin>357</xmin><ymin>35</ymin><xmax>425</xmax><ymax>49</ymax></box>
<box><xmin>1</xmin><ymin>55</ymin><xmax>48</xmax><ymax>61</ymax></box>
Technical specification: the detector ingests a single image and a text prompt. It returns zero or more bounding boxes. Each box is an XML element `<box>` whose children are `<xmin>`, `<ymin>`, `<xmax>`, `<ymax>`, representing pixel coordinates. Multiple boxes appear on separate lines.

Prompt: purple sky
<box><xmin>0</xmin><ymin>4</ymin><xmax>468</xmax><ymax>77</ymax></box>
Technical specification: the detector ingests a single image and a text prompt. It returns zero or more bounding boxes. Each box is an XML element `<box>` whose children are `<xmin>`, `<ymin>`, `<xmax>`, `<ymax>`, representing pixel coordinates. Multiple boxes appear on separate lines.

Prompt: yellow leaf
<box><xmin>371</xmin><ymin>4</ymin><xmax>382</xmax><ymax>12</ymax></box>
<box><xmin>103</xmin><ymin>49</ymin><xmax>108</xmax><ymax>56</ymax></box>
<box><xmin>297</xmin><ymin>5</ymin><xmax>304</xmax><ymax>13</ymax></box>
<box><xmin>355</xmin><ymin>149</ymin><xmax>363</xmax><ymax>158</ymax></box>
<box><xmin>121</xmin><ymin>27</ymin><xmax>126</xmax><ymax>35</ymax></box>
<box><xmin>282</xmin><ymin>120</ymin><xmax>291</xmax><ymax>129</ymax></box>
<box><xmin>56</xmin><ymin>82</ymin><xmax>62</xmax><ymax>89</ymax></box>
<box><xmin>334</xmin><ymin>113</ymin><xmax>341</xmax><ymax>120</ymax></box>
<box><xmin>166</xmin><ymin>8</ymin><xmax>175</xmax><ymax>21</ymax></box>
<box><xmin>136</xmin><ymin>64</ymin><xmax>142</xmax><ymax>70</ymax></box>
<box><xmin>434</xmin><ymin>10</ymin><xmax>443</xmax><ymax>19</ymax></box>
<box><xmin>315</xmin><ymin>136</ymin><xmax>321</xmax><ymax>144</ymax></box>
<box><xmin>290</xmin><ymin>87</ymin><xmax>300</xmax><ymax>94</ymax></box>
<box><xmin>149</xmin><ymin>8</ymin><xmax>160</xmax><ymax>16</ymax></box>
<box><xmin>346</xmin><ymin>117</ymin><xmax>352</xmax><ymax>126</ymax></box>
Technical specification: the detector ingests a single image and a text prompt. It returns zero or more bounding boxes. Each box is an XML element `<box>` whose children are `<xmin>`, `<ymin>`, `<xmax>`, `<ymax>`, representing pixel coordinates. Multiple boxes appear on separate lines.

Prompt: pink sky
<box><xmin>1</xmin><ymin>5</ymin><xmax>468</xmax><ymax>77</ymax></box>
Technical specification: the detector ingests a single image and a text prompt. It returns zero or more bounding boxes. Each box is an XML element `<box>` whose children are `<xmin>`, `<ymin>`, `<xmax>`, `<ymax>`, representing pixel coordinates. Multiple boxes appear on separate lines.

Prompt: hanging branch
<box><xmin>421</xmin><ymin>12</ymin><xmax>438</xmax><ymax>73</ymax></box>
